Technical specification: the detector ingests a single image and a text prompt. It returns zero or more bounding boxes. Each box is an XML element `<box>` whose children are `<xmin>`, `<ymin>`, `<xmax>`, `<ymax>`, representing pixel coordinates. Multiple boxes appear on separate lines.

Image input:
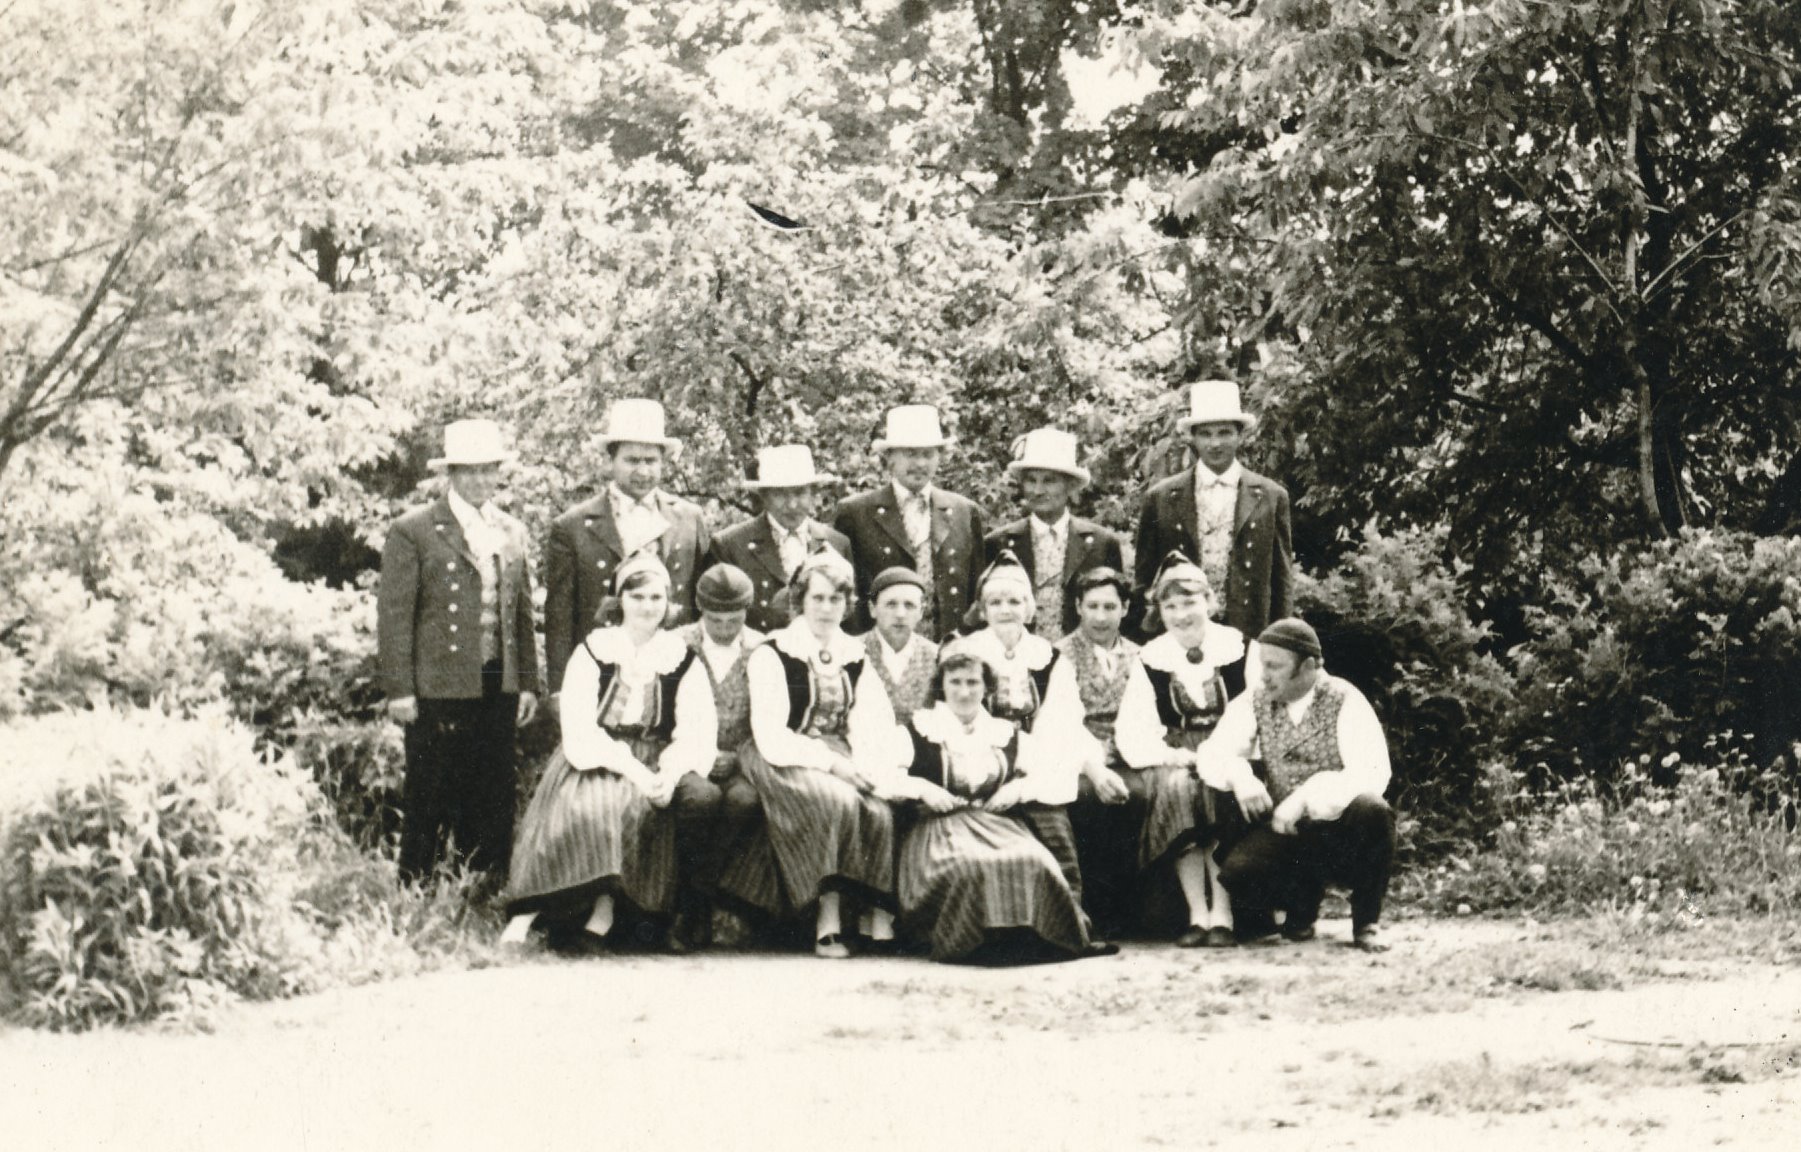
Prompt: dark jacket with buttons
<box><xmin>377</xmin><ymin>496</ymin><xmax>541</xmax><ymax>701</ymax></box>
<box><xmin>983</xmin><ymin>515</ymin><xmax>1126</xmax><ymax>636</ymax></box>
<box><xmin>1130</xmin><ymin>466</ymin><xmax>1293</xmax><ymax>641</ymax></box>
<box><xmin>703</xmin><ymin>515</ymin><xmax>855</xmax><ymax>635</ymax></box>
<box><xmin>832</xmin><ymin>485</ymin><xmax>984</xmax><ymax>640</ymax></box>
<box><xmin>542</xmin><ymin>490</ymin><xmax>709</xmax><ymax>693</ymax></box>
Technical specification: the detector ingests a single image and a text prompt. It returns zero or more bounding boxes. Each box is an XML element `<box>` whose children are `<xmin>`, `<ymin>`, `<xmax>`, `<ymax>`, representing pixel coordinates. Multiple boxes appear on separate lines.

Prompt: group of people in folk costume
<box><xmin>376</xmin><ymin>382</ymin><xmax>1397</xmax><ymax>964</ymax></box>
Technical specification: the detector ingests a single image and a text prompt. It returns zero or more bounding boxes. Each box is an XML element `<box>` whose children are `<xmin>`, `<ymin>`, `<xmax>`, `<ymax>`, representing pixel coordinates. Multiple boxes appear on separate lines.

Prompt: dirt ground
<box><xmin>3</xmin><ymin>917</ymin><xmax>1798</xmax><ymax>1151</ymax></box>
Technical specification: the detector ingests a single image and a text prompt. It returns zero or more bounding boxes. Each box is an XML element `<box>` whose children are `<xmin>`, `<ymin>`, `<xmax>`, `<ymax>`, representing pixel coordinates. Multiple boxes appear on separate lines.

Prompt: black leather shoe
<box><xmin>1282</xmin><ymin>922</ymin><xmax>1318</xmax><ymax>943</ymax></box>
<box><xmin>1352</xmin><ymin>924</ymin><xmax>1390</xmax><ymax>952</ymax></box>
<box><xmin>1176</xmin><ymin>925</ymin><xmax>1209</xmax><ymax>948</ymax></box>
<box><xmin>1202</xmin><ymin>927</ymin><xmax>1236</xmax><ymax>948</ymax></box>
<box><xmin>1079</xmin><ymin>939</ymin><xmax>1121</xmax><ymax>958</ymax></box>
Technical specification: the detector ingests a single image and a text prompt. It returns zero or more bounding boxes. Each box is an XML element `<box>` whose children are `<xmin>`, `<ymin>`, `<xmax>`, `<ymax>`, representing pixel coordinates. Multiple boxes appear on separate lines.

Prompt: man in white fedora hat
<box><xmin>1131</xmin><ymin>380</ymin><xmax>1293</xmax><ymax>686</ymax></box>
<box><xmin>544</xmin><ymin>398</ymin><xmax>710</xmax><ymax>700</ymax></box>
<box><xmin>983</xmin><ymin>427</ymin><xmax>1125</xmax><ymax>641</ymax></box>
<box><xmin>831</xmin><ymin>403</ymin><xmax>985</xmax><ymax>640</ymax></box>
<box><xmin>378</xmin><ymin>418</ymin><xmax>542</xmax><ymax>882</ymax></box>
<box><xmin>704</xmin><ymin>444</ymin><xmax>855</xmax><ymax>635</ymax></box>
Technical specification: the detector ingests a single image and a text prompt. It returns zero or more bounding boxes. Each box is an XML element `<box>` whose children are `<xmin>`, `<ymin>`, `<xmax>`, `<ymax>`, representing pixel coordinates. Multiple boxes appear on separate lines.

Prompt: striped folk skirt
<box><xmin>899</xmin><ymin>809</ymin><xmax>1088</xmax><ymax>962</ymax></box>
<box><xmin>506</xmin><ymin>739</ymin><xmax>677</xmax><ymax>915</ymax></box>
<box><xmin>738</xmin><ymin>735</ymin><xmax>895</xmax><ymax>908</ymax></box>
<box><xmin>1131</xmin><ymin>729</ymin><xmax>1230</xmax><ymax>871</ymax></box>
<box><xmin>713</xmin><ymin>745</ymin><xmax>789</xmax><ymax>918</ymax></box>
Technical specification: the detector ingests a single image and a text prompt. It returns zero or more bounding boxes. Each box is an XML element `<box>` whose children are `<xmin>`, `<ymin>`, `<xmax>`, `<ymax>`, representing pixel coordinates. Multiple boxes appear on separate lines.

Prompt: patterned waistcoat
<box><xmin>1061</xmin><ymin>633</ymin><xmax>1138</xmax><ymax>741</ymax></box>
<box><xmin>1253</xmin><ymin>678</ymin><xmax>1348</xmax><ymax>803</ymax></box>
<box><xmin>685</xmin><ymin>628</ymin><xmax>754</xmax><ymax>751</ymax></box>
<box><xmin>866</xmin><ymin>633</ymin><xmax>940</xmax><ymax>721</ymax></box>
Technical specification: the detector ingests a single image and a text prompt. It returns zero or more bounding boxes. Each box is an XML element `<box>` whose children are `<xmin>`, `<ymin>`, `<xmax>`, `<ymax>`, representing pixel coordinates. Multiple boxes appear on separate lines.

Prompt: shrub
<box><xmin>1402</xmin><ymin>748</ymin><xmax>1801</xmax><ymax>920</ymax></box>
<box><xmin>0</xmin><ymin>706</ymin><xmax>315</xmax><ymax>1030</ymax></box>
<box><xmin>1508</xmin><ymin>529</ymin><xmax>1801</xmax><ymax>788</ymax></box>
<box><xmin>1295</xmin><ymin>524</ymin><xmax>1517</xmax><ymax>858</ymax></box>
<box><xmin>287</xmin><ymin>712</ymin><xmax>406</xmax><ymax>852</ymax></box>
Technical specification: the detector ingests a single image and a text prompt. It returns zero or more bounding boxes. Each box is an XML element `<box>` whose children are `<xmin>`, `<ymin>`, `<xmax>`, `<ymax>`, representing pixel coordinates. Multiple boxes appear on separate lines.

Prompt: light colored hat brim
<box><xmin>1006</xmin><ymin>460</ymin><xmax>1091</xmax><ymax>486</ymax></box>
<box><xmin>873</xmin><ymin>436</ymin><xmax>954</xmax><ymax>452</ymax></box>
<box><xmin>595</xmin><ymin>434</ymin><xmax>683</xmax><ymax>459</ymax></box>
<box><xmin>1178</xmin><ymin>413</ymin><xmax>1258</xmax><ymax>433</ymax></box>
<box><xmin>743</xmin><ymin>472</ymin><xmax>838</xmax><ymax>489</ymax></box>
<box><xmin>428</xmin><ymin>451</ymin><xmax>518</xmax><ymax>469</ymax></box>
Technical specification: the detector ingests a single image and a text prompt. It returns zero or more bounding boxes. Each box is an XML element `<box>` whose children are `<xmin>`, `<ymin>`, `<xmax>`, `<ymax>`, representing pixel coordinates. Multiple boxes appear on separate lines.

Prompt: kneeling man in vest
<box><xmin>1197</xmin><ymin>618</ymin><xmax>1395</xmax><ymax>951</ymax></box>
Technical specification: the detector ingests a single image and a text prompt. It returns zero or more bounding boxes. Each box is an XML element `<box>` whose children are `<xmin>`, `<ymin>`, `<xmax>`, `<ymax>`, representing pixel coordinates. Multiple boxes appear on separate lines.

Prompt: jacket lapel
<box><xmin>582</xmin><ymin>495</ymin><xmax>625</xmax><ymax>561</ymax></box>
<box><xmin>1003</xmin><ymin>521</ymin><xmax>1036</xmax><ymax>581</ymax></box>
<box><xmin>930</xmin><ymin>492</ymin><xmax>952</xmax><ymax>550</ymax></box>
<box><xmin>430</xmin><ymin>497</ymin><xmax>478</xmax><ymax>568</ymax></box>
<box><xmin>1166</xmin><ymin>468</ymin><xmax>1200</xmax><ymax>557</ymax></box>
<box><xmin>872</xmin><ymin>493</ymin><xmax>916</xmax><ymax>563</ymax></box>
<box><xmin>1235</xmin><ymin>477</ymin><xmax>1266</xmax><ymax>536</ymax></box>
<box><xmin>747</xmin><ymin>516</ymin><xmax>789</xmax><ymax>584</ymax></box>
<box><xmin>1064</xmin><ymin>520</ymin><xmax>1097</xmax><ymax>585</ymax></box>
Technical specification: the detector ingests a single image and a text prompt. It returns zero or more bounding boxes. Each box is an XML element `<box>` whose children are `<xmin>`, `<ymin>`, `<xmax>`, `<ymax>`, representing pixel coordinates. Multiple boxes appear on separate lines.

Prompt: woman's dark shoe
<box><xmin>1202</xmin><ymin>927</ymin><xmax>1237</xmax><ymax>949</ymax></box>
<box><xmin>814</xmin><ymin>933</ymin><xmax>852</xmax><ymax>959</ymax></box>
<box><xmin>1176</xmin><ymin>925</ymin><xmax>1209</xmax><ymax>948</ymax></box>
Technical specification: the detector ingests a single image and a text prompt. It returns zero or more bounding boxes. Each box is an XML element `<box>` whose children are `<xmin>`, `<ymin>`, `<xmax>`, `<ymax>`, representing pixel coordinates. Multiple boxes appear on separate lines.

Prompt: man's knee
<box><xmin>671</xmin><ymin>773</ymin><xmax>724</xmax><ymax>816</ymax></box>
<box><xmin>1339</xmin><ymin>795</ymin><xmax>1395</xmax><ymax>839</ymax></box>
<box><xmin>721</xmin><ymin>777</ymin><xmax>762</xmax><ymax>822</ymax></box>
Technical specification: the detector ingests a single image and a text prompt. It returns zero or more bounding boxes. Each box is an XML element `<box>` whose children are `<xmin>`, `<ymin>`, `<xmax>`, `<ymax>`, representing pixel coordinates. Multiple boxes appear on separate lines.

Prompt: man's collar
<box><xmin>610</xmin><ymin>482</ymin><xmax>659</xmax><ymax>509</ymax></box>
<box><xmin>1196</xmin><ymin>460</ymin><xmax>1243</xmax><ymax>487</ymax></box>
<box><xmin>446</xmin><ymin>486</ymin><xmax>489</xmax><ymax>524</ymax></box>
<box><xmin>1028</xmin><ymin>511</ymin><xmax>1071</xmax><ymax>535</ymax></box>
<box><xmin>892</xmin><ymin>479</ymin><xmax>933</xmax><ymax>505</ymax></box>
<box><xmin>1284</xmin><ymin>677</ymin><xmax>1322</xmax><ymax>718</ymax></box>
<box><xmin>767</xmin><ymin>513</ymin><xmax>812</xmax><ymax>539</ymax></box>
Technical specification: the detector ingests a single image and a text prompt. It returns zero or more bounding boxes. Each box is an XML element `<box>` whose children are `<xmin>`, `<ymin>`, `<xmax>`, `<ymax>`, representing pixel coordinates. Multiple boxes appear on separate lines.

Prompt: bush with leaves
<box><xmin>1295</xmin><ymin>524</ymin><xmax>1516</xmax><ymax>859</ymax></box>
<box><xmin>1507</xmin><ymin>529</ymin><xmax>1801</xmax><ymax>788</ymax></box>
<box><xmin>1402</xmin><ymin>747</ymin><xmax>1801</xmax><ymax>921</ymax></box>
<box><xmin>0</xmin><ymin>706</ymin><xmax>314</xmax><ymax>1030</ymax></box>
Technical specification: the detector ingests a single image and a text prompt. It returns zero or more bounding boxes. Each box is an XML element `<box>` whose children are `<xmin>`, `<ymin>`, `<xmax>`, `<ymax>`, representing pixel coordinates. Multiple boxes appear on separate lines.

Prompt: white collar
<box><xmin>964</xmin><ymin>627</ymin><xmax>1054</xmax><ymax>670</ymax></box>
<box><xmin>1140</xmin><ymin>625</ymin><xmax>1246</xmax><ymax>672</ymax></box>
<box><xmin>1196</xmin><ymin>461</ymin><xmax>1243</xmax><ymax>488</ymax></box>
<box><xmin>609</xmin><ymin>483</ymin><xmax>660</xmax><ymax>511</ymax></box>
<box><xmin>1028</xmin><ymin>512</ymin><xmax>1071</xmax><ymax>536</ymax></box>
<box><xmin>446</xmin><ymin>487</ymin><xmax>493</xmax><ymax>527</ymax></box>
<box><xmin>911</xmin><ymin>701</ymin><xmax>1014</xmax><ymax>748</ymax></box>
<box><xmin>870</xmin><ymin>629</ymin><xmax>919</xmax><ymax>658</ymax></box>
<box><xmin>772</xmin><ymin>619</ymin><xmax>864</xmax><ymax>666</ymax></box>
<box><xmin>582</xmin><ymin>626</ymin><xmax>690</xmax><ymax>673</ymax></box>
<box><xmin>767</xmin><ymin>515</ymin><xmax>812</xmax><ymax>541</ymax></box>
<box><xmin>892</xmin><ymin>480</ymin><xmax>934</xmax><ymax>507</ymax></box>
<box><xmin>1283</xmin><ymin>678</ymin><xmax>1324</xmax><ymax>720</ymax></box>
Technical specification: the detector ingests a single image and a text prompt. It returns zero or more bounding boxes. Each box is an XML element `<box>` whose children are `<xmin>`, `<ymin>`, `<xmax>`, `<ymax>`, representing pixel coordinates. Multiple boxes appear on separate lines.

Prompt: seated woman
<box><xmin>1113</xmin><ymin>552</ymin><xmax>1258</xmax><ymax>948</ymax></box>
<box><xmin>502</xmin><ymin>552</ymin><xmax>718</xmax><ymax>952</ymax></box>
<box><xmin>862</xmin><ymin>566</ymin><xmax>939</xmax><ymax>719</ymax></box>
<box><xmin>957</xmin><ymin>549</ymin><xmax>1101</xmax><ymax>909</ymax></box>
<box><xmin>1056</xmin><ymin>567</ymin><xmax>1145</xmax><ymax>936</ymax></box>
<box><xmin>897</xmin><ymin>645</ymin><xmax>1111</xmax><ymax>963</ymax></box>
<box><xmin>742</xmin><ymin>548</ymin><xmax>908</xmax><ymax>958</ymax></box>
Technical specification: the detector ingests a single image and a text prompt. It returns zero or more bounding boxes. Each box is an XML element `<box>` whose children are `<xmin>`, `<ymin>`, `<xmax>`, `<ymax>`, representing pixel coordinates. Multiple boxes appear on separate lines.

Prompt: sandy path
<box><xmin>3</xmin><ymin>919</ymin><xmax>1796</xmax><ymax>1151</ymax></box>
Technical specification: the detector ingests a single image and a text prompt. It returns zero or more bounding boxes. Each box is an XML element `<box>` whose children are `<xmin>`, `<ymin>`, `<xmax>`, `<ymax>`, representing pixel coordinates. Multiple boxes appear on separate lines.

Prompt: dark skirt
<box><xmin>1131</xmin><ymin>729</ymin><xmax>1230</xmax><ymax>870</ymax></box>
<box><xmin>506</xmin><ymin>739</ymin><xmax>677</xmax><ymax>915</ymax></box>
<box><xmin>738</xmin><ymin>735</ymin><xmax>895</xmax><ymax>907</ymax></box>
<box><xmin>899</xmin><ymin>809</ymin><xmax>1088</xmax><ymax>962</ymax></box>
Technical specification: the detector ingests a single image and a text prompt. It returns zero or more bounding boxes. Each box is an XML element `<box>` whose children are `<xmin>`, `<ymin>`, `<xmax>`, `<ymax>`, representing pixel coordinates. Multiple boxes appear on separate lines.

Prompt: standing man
<box><xmin>984</xmin><ymin>427</ymin><xmax>1125</xmax><ymax>641</ymax></box>
<box><xmin>706</xmin><ymin>444</ymin><xmax>854</xmax><ymax>635</ymax></box>
<box><xmin>378</xmin><ymin>418</ymin><xmax>541</xmax><ymax>882</ymax></box>
<box><xmin>1199</xmin><ymin>618</ymin><xmax>1395</xmax><ymax>952</ymax></box>
<box><xmin>833</xmin><ymin>404</ymin><xmax>984</xmax><ymax>640</ymax></box>
<box><xmin>543</xmin><ymin>399</ymin><xmax>709</xmax><ymax>698</ymax></box>
<box><xmin>1132</xmin><ymin>380</ymin><xmax>1293</xmax><ymax>688</ymax></box>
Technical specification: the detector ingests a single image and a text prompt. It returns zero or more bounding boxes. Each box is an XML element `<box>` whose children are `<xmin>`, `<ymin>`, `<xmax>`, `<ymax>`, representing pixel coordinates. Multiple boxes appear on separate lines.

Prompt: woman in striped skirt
<box><xmin>958</xmin><ymin>549</ymin><xmax>1101</xmax><ymax>911</ymax></box>
<box><xmin>501</xmin><ymin>553</ymin><xmax>718</xmax><ymax>951</ymax></box>
<box><xmin>896</xmin><ymin>645</ymin><xmax>1111</xmax><ymax>963</ymax></box>
<box><xmin>742</xmin><ymin>549</ymin><xmax>908</xmax><ymax>958</ymax></box>
<box><xmin>1114</xmin><ymin>551</ymin><xmax>1259</xmax><ymax>948</ymax></box>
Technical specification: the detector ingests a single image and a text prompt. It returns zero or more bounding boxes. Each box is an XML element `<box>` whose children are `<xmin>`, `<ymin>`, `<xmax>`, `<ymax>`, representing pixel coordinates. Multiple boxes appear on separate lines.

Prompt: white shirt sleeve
<box><xmin>1291</xmin><ymin>684</ymin><xmax>1391</xmax><ymax>820</ymax></box>
<box><xmin>657</xmin><ymin>657</ymin><xmax>719</xmax><ymax>781</ymax></box>
<box><xmin>847</xmin><ymin>663</ymin><xmax>912</xmax><ymax>792</ymax></box>
<box><xmin>1194</xmin><ymin>692</ymin><xmax>1261</xmax><ymax>793</ymax></box>
<box><xmin>747</xmin><ymin>645</ymin><xmax>838</xmax><ymax>772</ymax></box>
<box><xmin>558</xmin><ymin>647</ymin><xmax>642</xmax><ymax>775</ymax></box>
<box><xmin>1013</xmin><ymin>657</ymin><xmax>1092</xmax><ymax>804</ymax></box>
<box><xmin>1113</xmin><ymin>660</ymin><xmax>1172</xmax><ymax>770</ymax></box>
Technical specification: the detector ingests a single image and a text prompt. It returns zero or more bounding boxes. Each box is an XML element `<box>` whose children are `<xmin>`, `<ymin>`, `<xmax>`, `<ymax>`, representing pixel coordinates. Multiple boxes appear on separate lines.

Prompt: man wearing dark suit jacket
<box><xmin>1132</xmin><ymin>381</ymin><xmax>1293</xmax><ymax>687</ymax></box>
<box><xmin>543</xmin><ymin>399</ymin><xmax>710</xmax><ymax>698</ymax></box>
<box><xmin>832</xmin><ymin>404</ymin><xmax>984</xmax><ymax>640</ymax></box>
<box><xmin>705</xmin><ymin>444</ymin><xmax>854</xmax><ymax>635</ymax></box>
<box><xmin>378</xmin><ymin>419</ymin><xmax>541</xmax><ymax>881</ymax></box>
<box><xmin>983</xmin><ymin>427</ymin><xmax>1126</xmax><ymax>641</ymax></box>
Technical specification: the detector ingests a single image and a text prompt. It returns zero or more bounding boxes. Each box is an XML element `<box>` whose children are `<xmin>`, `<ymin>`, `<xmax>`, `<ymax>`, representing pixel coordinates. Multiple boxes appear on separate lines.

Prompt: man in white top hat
<box><xmin>378</xmin><ymin>418</ymin><xmax>542</xmax><ymax>882</ymax></box>
<box><xmin>832</xmin><ymin>404</ymin><xmax>985</xmax><ymax>640</ymax></box>
<box><xmin>1131</xmin><ymin>380</ymin><xmax>1293</xmax><ymax>684</ymax></box>
<box><xmin>983</xmin><ymin>427</ymin><xmax>1125</xmax><ymax>641</ymax></box>
<box><xmin>544</xmin><ymin>399</ymin><xmax>710</xmax><ymax>700</ymax></box>
<box><xmin>704</xmin><ymin>444</ymin><xmax>855</xmax><ymax>635</ymax></box>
